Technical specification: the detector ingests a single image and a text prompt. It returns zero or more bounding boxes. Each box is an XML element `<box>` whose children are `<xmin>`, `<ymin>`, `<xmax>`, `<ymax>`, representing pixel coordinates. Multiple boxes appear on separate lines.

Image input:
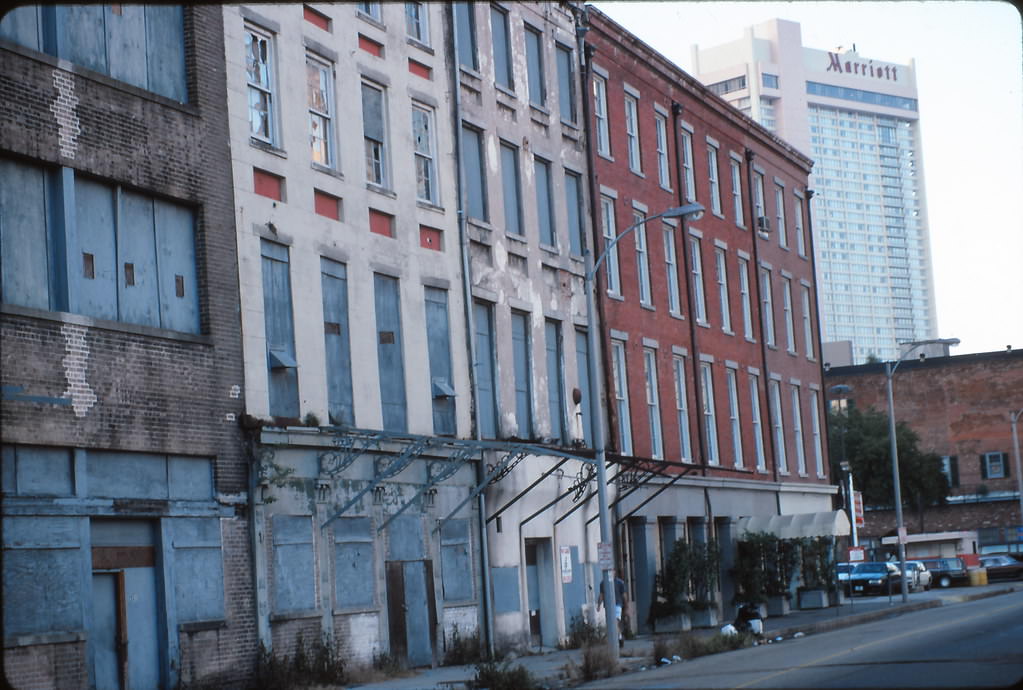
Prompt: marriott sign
<box><xmin>827</xmin><ymin>52</ymin><xmax>899</xmax><ymax>82</ymax></box>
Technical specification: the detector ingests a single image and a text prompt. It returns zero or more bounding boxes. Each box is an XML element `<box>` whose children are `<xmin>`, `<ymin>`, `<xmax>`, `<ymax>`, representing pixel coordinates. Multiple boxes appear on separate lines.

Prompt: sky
<box><xmin>594</xmin><ymin>1</ymin><xmax>1023</xmax><ymax>357</ymax></box>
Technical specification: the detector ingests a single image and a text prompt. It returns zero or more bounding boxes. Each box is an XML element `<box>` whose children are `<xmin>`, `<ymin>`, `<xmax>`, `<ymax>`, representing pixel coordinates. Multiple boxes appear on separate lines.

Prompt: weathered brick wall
<box><xmin>1</xmin><ymin>641</ymin><xmax>88</xmax><ymax>690</ymax></box>
<box><xmin>864</xmin><ymin>500</ymin><xmax>1022</xmax><ymax>539</ymax></box>
<box><xmin>2</xmin><ymin>6</ymin><xmax>256</xmax><ymax>687</ymax></box>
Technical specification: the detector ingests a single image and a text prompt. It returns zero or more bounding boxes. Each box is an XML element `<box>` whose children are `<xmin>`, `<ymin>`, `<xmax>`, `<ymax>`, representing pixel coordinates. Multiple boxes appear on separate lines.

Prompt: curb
<box><xmin>765</xmin><ymin>599</ymin><xmax>942</xmax><ymax>639</ymax></box>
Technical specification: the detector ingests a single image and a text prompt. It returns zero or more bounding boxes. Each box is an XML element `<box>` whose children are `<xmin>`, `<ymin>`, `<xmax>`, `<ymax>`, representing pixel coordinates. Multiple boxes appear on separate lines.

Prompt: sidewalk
<box><xmin>347</xmin><ymin>582</ymin><xmax>1021</xmax><ymax>689</ymax></box>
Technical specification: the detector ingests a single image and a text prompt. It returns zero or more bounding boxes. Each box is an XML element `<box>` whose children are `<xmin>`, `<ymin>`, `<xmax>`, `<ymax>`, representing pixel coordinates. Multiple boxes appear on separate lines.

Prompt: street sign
<box><xmin>597</xmin><ymin>542</ymin><xmax>613</xmax><ymax>570</ymax></box>
<box><xmin>898</xmin><ymin>526</ymin><xmax>907</xmax><ymax>544</ymax></box>
<box><xmin>848</xmin><ymin>547</ymin><xmax>865</xmax><ymax>562</ymax></box>
<box><xmin>560</xmin><ymin>545</ymin><xmax>572</xmax><ymax>583</ymax></box>
<box><xmin>853</xmin><ymin>491</ymin><xmax>865</xmax><ymax>527</ymax></box>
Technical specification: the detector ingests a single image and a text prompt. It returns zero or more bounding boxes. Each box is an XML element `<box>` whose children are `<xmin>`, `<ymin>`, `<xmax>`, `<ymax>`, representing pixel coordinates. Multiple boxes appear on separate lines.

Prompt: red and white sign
<box><xmin>848</xmin><ymin>547</ymin><xmax>866</xmax><ymax>562</ymax></box>
<box><xmin>597</xmin><ymin>542</ymin><xmax>614</xmax><ymax>571</ymax></box>
<box><xmin>560</xmin><ymin>546</ymin><xmax>573</xmax><ymax>584</ymax></box>
<box><xmin>853</xmin><ymin>491</ymin><xmax>865</xmax><ymax>527</ymax></box>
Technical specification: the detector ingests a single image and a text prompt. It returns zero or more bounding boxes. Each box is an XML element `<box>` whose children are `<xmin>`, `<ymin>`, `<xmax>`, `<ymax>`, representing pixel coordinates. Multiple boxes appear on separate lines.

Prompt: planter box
<box><xmin>767</xmin><ymin>595</ymin><xmax>790</xmax><ymax>617</ymax></box>
<box><xmin>690</xmin><ymin>608</ymin><xmax>719</xmax><ymax>629</ymax></box>
<box><xmin>652</xmin><ymin>613</ymin><xmax>691</xmax><ymax>634</ymax></box>
<box><xmin>798</xmin><ymin>589</ymin><xmax>828</xmax><ymax>610</ymax></box>
<box><xmin>829</xmin><ymin>588</ymin><xmax>846</xmax><ymax>607</ymax></box>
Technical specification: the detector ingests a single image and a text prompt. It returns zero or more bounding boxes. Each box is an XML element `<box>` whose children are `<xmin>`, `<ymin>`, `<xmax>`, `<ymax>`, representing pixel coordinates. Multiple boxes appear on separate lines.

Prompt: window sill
<box><xmin>250</xmin><ymin>139</ymin><xmax>288</xmax><ymax>159</ymax></box>
<box><xmin>311</xmin><ymin>162</ymin><xmax>343</xmax><ymax>180</ymax></box>
<box><xmin>560</xmin><ymin>121</ymin><xmax>581</xmax><ymax>136</ymax></box>
<box><xmin>787</xmin><ymin>350</ymin><xmax>798</xmax><ymax>357</ymax></box>
<box><xmin>597</xmin><ymin>151</ymin><xmax>615</xmax><ymax>163</ymax></box>
<box><xmin>1</xmin><ymin>303</ymin><xmax>210</xmax><ymax>344</ymax></box>
<box><xmin>506</xmin><ymin>231</ymin><xmax>528</xmax><ymax>246</ymax></box>
<box><xmin>736</xmin><ymin>223</ymin><xmax>748</xmax><ymax>231</ymax></box>
<box><xmin>640</xmin><ymin>302</ymin><xmax>655</xmax><ymax>312</ymax></box>
<box><xmin>406</xmin><ymin>37</ymin><xmax>433</xmax><ymax>54</ymax></box>
<box><xmin>416</xmin><ymin>200</ymin><xmax>445</xmax><ymax>213</ymax></box>
<box><xmin>712</xmin><ymin>211</ymin><xmax>726</xmax><ymax>220</ymax></box>
<box><xmin>745</xmin><ymin>336</ymin><xmax>757</xmax><ymax>344</ymax></box>
<box><xmin>270</xmin><ymin>609</ymin><xmax>321</xmax><ymax>623</ymax></box>
<box><xmin>696</xmin><ymin>320</ymin><xmax>711</xmax><ymax>329</ymax></box>
<box><xmin>659</xmin><ymin>184</ymin><xmax>674</xmax><ymax>194</ymax></box>
<box><xmin>722</xmin><ymin>328</ymin><xmax>735</xmax><ymax>336</ymax></box>
<box><xmin>366</xmin><ymin>183</ymin><xmax>397</xmax><ymax>199</ymax></box>
<box><xmin>495</xmin><ymin>85</ymin><xmax>517</xmax><ymax>106</ymax></box>
<box><xmin>357</xmin><ymin>12</ymin><xmax>386</xmax><ymax>31</ymax></box>
<box><xmin>669</xmin><ymin>311</ymin><xmax>685</xmax><ymax>321</ymax></box>
<box><xmin>4</xmin><ymin>630</ymin><xmax>87</xmax><ymax>648</ymax></box>
<box><xmin>539</xmin><ymin>243</ymin><xmax>561</xmax><ymax>256</ymax></box>
<box><xmin>333</xmin><ymin>605</ymin><xmax>380</xmax><ymax>616</ymax></box>
<box><xmin>629</xmin><ymin>168</ymin><xmax>646</xmax><ymax>179</ymax></box>
<box><xmin>179</xmin><ymin>619</ymin><xmax>227</xmax><ymax>634</ymax></box>
<box><xmin>606</xmin><ymin>293</ymin><xmax>625</xmax><ymax>302</ymax></box>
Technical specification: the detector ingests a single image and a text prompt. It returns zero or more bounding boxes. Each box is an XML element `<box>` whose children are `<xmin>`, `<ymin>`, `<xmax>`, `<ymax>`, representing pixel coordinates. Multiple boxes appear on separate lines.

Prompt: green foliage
<box><xmin>443</xmin><ymin>625</ymin><xmax>482</xmax><ymax>666</ymax></box>
<box><xmin>731</xmin><ymin>531</ymin><xmax>773</xmax><ymax>604</ymax></box>
<box><xmin>470</xmin><ymin>660</ymin><xmax>539</xmax><ymax>690</ymax></box>
<box><xmin>828</xmin><ymin>406</ymin><xmax>948</xmax><ymax>529</ymax></box>
<box><xmin>649</xmin><ymin>539</ymin><xmax>720</xmax><ymax>621</ymax></box>
<box><xmin>560</xmin><ymin>614</ymin><xmax>605</xmax><ymax>649</ymax></box>
<box><xmin>797</xmin><ymin>537</ymin><xmax>836</xmax><ymax>590</ymax></box>
<box><xmin>302</xmin><ymin>412</ymin><xmax>321</xmax><ymax>427</ymax></box>
<box><xmin>580</xmin><ymin>641</ymin><xmax>617</xmax><ymax>681</ymax></box>
<box><xmin>250</xmin><ymin>635</ymin><xmax>346</xmax><ymax>689</ymax></box>
<box><xmin>653</xmin><ymin>630</ymin><xmax>752</xmax><ymax>662</ymax></box>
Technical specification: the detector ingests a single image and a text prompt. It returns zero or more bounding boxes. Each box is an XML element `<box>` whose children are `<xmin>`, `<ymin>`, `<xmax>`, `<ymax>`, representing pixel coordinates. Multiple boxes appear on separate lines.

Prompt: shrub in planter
<box><xmin>648</xmin><ymin>539</ymin><xmax>720</xmax><ymax>626</ymax></box>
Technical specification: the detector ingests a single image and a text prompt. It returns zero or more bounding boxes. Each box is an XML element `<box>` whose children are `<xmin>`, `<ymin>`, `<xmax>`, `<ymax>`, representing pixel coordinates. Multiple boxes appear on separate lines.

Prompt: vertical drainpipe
<box><xmin>670</xmin><ymin>101</ymin><xmax>708</xmax><ymax>476</ymax></box>
<box><xmin>743</xmin><ymin>147</ymin><xmax>781</xmax><ymax>506</ymax></box>
<box><xmin>804</xmin><ymin>187</ymin><xmax>831</xmax><ymax>482</ymax></box>
<box><xmin>446</xmin><ymin>3</ymin><xmax>494</xmax><ymax>660</ymax></box>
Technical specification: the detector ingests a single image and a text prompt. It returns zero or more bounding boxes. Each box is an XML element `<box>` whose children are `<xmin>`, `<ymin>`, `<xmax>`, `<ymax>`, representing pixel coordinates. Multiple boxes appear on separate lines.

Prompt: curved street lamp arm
<box><xmin>586</xmin><ymin>203</ymin><xmax>704</xmax><ymax>280</ymax></box>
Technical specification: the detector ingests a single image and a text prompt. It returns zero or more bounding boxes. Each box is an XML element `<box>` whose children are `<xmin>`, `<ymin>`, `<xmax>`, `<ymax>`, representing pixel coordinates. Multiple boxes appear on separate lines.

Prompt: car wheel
<box><xmin>939</xmin><ymin>575</ymin><xmax>951</xmax><ymax>588</ymax></box>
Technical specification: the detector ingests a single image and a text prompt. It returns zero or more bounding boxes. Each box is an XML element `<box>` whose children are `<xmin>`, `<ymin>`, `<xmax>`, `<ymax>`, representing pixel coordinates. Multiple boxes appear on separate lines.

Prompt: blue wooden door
<box><xmin>92</xmin><ymin>573</ymin><xmax>120</xmax><ymax>689</ymax></box>
<box><xmin>403</xmin><ymin>561</ymin><xmax>432</xmax><ymax>668</ymax></box>
<box><xmin>124</xmin><ymin>567</ymin><xmax>160</xmax><ymax>689</ymax></box>
<box><xmin>91</xmin><ymin>567</ymin><xmax>161</xmax><ymax>689</ymax></box>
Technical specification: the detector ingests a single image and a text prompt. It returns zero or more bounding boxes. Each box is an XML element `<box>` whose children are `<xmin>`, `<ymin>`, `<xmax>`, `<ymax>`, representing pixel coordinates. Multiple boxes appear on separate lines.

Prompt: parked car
<box><xmin>846</xmin><ymin>561</ymin><xmax>902</xmax><ymax>596</ymax></box>
<box><xmin>921</xmin><ymin>557</ymin><xmax>969</xmax><ymax>588</ymax></box>
<box><xmin>979</xmin><ymin>555</ymin><xmax>1023</xmax><ymax>581</ymax></box>
<box><xmin>836</xmin><ymin>562</ymin><xmax>853</xmax><ymax>584</ymax></box>
<box><xmin>904</xmin><ymin>560</ymin><xmax>932</xmax><ymax>591</ymax></box>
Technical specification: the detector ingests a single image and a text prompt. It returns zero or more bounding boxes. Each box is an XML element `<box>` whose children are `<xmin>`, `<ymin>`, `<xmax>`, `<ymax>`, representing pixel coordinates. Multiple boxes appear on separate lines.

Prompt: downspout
<box><xmin>804</xmin><ymin>188</ymin><xmax>831</xmax><ymax>482</ymax></box>
<box><xmin>447</xmin><ymin>3</ymin><xmax>494</xmax><ymax>659</ymax></box>
<box><xmin>743</xmin><ymin>147</ymin><xmax>781</xmax><ymax>505</ymax></box>
<box><xmin>670</xmin><ymin>101</ymin><xmax>708</xmax><ymax>476</ymax></box>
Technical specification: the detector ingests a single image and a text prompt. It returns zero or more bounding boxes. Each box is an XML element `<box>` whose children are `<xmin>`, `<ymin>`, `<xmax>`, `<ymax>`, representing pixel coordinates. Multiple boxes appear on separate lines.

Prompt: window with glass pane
<box><xmin>306</xmin><ymin>55</ymin><xmax>334</xmax><ymax>166</ymax></box>
<box><xmin>655</xmin><ymin>115</ymin><xmax>670</xmax><ymax>187</ymax></box>
<box><xmin>782</xmin><ymin>277</ymin><xmax>795</xmax><ymax>353</ymax></box>
<box><xmin>810</xmin><ymin>391</ymin><xmax>824</xmax><ymax>477</ymax></box>
<box><xmin>524</xmin><ymin>25</ymin><xmax>546</xmax><ymax>107</ymax></box>
<box><xmin>726</xmin><ymin>369</ymin><xmax>743</xmax><ymax>468</ymax></box>
<box><xmin>412</xmin><ymin>105</ymin><xmax>436</xmax><ymax>203</ymax></box>
<box><xmin>511</xmin><ymin>311</ymin><xmax>533</xmax><ymax>438</ymax></box>
<box><xmin>749</xmin><ymin>374</ymin><xmax>766</xmax><ymax>471</ymax></box>
<box><xmin>643</xmin><ymin>349</ymin><xmax>663</xmax><ymax>459</ymax></box>
<box><xmin>753</xmin><ymin>173</ymin><xmax>765</xmax><ymax>219</ymax></box>
<box><xmin>405</xmin><ymin>2</ymin><xmax>428</xmax><ymax>43</ymax></box>
<box><xmin>663</xmin><ymin>225</ymin><xmax>681</xmax><ymax>315</ymax></box>
<box><xmin>739</xmin><ymin>258</ymin><xmax>753</xmax><ymax>339</ymax></box>
<box><xmin>715</xmin><ymin>248</ymin><xmax>731</xmax><ymax>332</ymax></box>
<box><xmin>611</xmin><ymin>340</ymin><xmax>632</xmax><ymax>455</ymax></box>
<box><xmin>769</xmin><ymin>380</ymin><xmax>787</xmax><ymax>473</ymax></box>
<box><xmin>594</xmin><ymin>75</ymin><xmax>610</xmax><ymax>156</ymax></box>
<box><xmin>362</xmin><ymin>82</ymin><xmax>387</xmax><ymax>186</ymax></box>
<box><xmin>535</xmin><ymin>157</ymin><xmax>555</xmax><ymax>247</ymax></box>
<box><xmin>461</xmin><ymin>124</ymin><xmax>487</xmax><ymax>221</ymax></box>
<box><xmin>358</xmin><ymin>2</ymin><xmax>381</xmax><ymax>20</ymax></box>
<box><xmin>775</xmin><ymin>186</ymin><xmax>787</xmax><ymax>247</ymax></box>
<box><xmin>760</xmin><ymin>268</ymin><xmax>775</xmax><ymax>346</ymax></box>
<box><xmin>625</xmin><ymin>95</ymin><xmax>641</xmax><ymax>172</ymax></box>
<box><xmin>672</xmin><ymin>356</ymin><xmax>692</xmax><ymax>461</ymax></box>
<box><xmin>700</xmin><ymin>362</ymin><xmax>718</xmax><ymax>464</ymax></box>
<box><xmin>601</xmin><ymin>197</ymin><xmax>620</xmax><ymax>296</ymax></box>
<box><xmin>791</xmin><ymin>386</ymin><xmax>806</xmax><ymax>475</ymax></box>
<box><xmin>546</xmin><ymin>320</ymin><xmax>566</xmax><ymax>444</ymax></box>
<box><xmin>565</xmin><ymin>170</ymin><xmax>583</xmax><ymax>255</ymax></box>
<box><xmin>556</xmin><ymin>44</ymin><xmax>576</xmax><ymax>124</ymax></box>
<box><xmin>731</xmin><ymin>159</ymin><xmax>743</xmax><ymax>225</ymax></box>
<box><xmin>794</xmin><ymin>195</ymin><xmax>806</xmax><ymax>256</ymax></box>
<box><xmin>246</xmin><ymin>27</ymin><xmax>275</xmax><ymax>143</ymax></box>
<box><xmin>490</xmin><ymin>6</ymin><xmax>512</xmax><ymax>89</ymax></box>
<box><xmin>635</xmin><ymin>212</ymin><xmax>651</xmax><ymax>305</ymax></box>
<box><xmin>454</xmin><ymin>2</ymin><xmax>478</xmax><ymax>70</ymax></box>
<box><xmin>681</xmin><ymin>131</ymin><xmax>695</xmax><ymax>202</ymax></box>
<box><xmin>707</xmin><ymin>145</ymin><xmax>721</xmax><ymax>215</ymax></box>
<box><xmin>690</xmin><ymin>237</ymin><xmax>707</xmax><ymax>323</ymax></box>
<box><xmin>801</xmin><ymin>285</ymin><xmax>815</xmax><ymax>358</ymax></box>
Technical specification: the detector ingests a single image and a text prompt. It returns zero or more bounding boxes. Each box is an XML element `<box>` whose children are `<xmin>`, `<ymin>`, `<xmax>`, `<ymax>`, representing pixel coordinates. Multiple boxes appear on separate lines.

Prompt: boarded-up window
<box><xmin>474</xmin><ymin>301</ymin><xmax>497</xmax><ymax>439</ymax></box>
<box><xmin>321</xmin><ymin>258</ymin><xmax>354</xmax><ymax>426</ymax></box>
<box><xmin>545</xmin><ymin>320</ymin><xmax>565</xmax><ymax>444</ymax></box>
<box><xmin>511</xmin><ymin>311</ymin><xmax>532</xmax><ymax>438</ymax></box>
<box><xmin>262</xmin><ymin>240</ymin><xmax>299</xmax><ymax>418</ymax></box>
<box><xmin>375</xmin><ymin>274</ymin><xmax>407</xmax><ymax>432</ymax></box>
<box><xmin>441</xmin><ymin>519</ymin><xmax>472</xmax><ymax>601</ymax></box>
<box><xmin>425</xmin><ymin>287</ymin><xmax>455</xmax><ymax>435</ymax></box>
<box><xmin>334</xmin><ymin>517</ymin><xmax>374</xmax><ymax>608</ymax></box>
<box><xmin>172</xmin><ymin>518</ymin><xmax>224</xmax><ymax>622</ymax></box>
<box><xmin>272</xmin><ymin>515</ymin><xmax>315</xmax><ymax>613</ymax></box>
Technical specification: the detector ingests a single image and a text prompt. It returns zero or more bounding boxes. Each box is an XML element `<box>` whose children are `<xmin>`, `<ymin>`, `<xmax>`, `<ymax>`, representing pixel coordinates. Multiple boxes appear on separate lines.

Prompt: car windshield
<box><xmin>853</xmin><ymin>563</ymin><xmax>886</xmax><ymax>573</ymax></box>
<box><xmin>837</xmin><ymin>565</ymin><xmax>852</xmax><ymax>574</ymax></box>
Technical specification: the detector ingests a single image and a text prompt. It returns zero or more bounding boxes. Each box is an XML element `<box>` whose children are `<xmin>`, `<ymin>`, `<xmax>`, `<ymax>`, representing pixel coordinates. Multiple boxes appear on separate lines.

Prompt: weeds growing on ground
<box><xmin>558</xmin><ymin>614</ymin><xmax>606</xmax><ymax>650</ymax></box>
<box><xmin>249</xmin><ymin>635</ymin><xmax>345</xmax><ymax>690</ymax></box>
<box><xmin>652</xmin><ymin>630</ymin><xmax>753</xmax><ymax>664</ymax></box>
<box><xmin>470</xmin><ymin>660</ymin><xmax>539</xmax><ymax>690</ymax></box>
<box><xmin>443</xmin><ymin>625</ymin><xmax>483</xmax><ymax>665</ymax></box>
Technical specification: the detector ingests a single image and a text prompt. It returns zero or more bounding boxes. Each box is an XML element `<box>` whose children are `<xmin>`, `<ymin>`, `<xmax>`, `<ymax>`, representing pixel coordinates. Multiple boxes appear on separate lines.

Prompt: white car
<box><xmin>904</xmin><ymin>560</ymin><xmax>932</xmax><ymax>591</ymax></box>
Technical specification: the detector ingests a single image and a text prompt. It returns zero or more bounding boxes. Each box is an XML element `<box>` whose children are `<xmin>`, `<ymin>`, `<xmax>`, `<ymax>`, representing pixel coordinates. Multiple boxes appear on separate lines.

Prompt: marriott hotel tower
<box><xmin>692</xmin><ymin>19</ymin><xmax>937</xmax><ymax>364</ymax></box>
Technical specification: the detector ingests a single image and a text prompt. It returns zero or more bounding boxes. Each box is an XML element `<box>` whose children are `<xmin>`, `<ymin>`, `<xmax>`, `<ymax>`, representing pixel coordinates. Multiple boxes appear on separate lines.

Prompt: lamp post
<box><xmin>584</xmin><ymin>202</ymin><xmax>704</xmax><ymax>662</ymax></box>
<box><xmin>829</xmin><ymin>384</ymin><xmax>855</xmax><ymax>546</ymax></box>
<box><xmin>884</xmin><ymin>337</ymin><xmax>959</xmax><ymax>603</ymax></box>
<box><xmin>1011</xmin><ymin>408</ymin><xmax>1023</xmax><ymax>531</ymax></box>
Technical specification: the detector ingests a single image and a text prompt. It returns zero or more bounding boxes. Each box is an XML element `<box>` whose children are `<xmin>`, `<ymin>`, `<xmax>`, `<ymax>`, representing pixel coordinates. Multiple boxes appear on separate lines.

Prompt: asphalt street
<box><xmin>579</xmin><ymin>589</ymin><xmax>1023</xmax><ymax>689</ymax></box>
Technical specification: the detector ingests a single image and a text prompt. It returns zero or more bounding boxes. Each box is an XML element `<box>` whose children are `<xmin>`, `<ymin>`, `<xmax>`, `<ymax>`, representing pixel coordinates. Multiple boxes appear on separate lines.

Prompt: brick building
<box><xmin>825</xmin><ymin>349</ymin><xmax>1023</xmax><ymax>555</ymax></box>
<box><xmin>584</xmin><ymin>7</ymin><xmax>836</xmax><ymax>632</ymax></box>
<box><xmin>1</xmin><ymin>6</ymin><xmax>253</xmax><ymax>689</ymax></box>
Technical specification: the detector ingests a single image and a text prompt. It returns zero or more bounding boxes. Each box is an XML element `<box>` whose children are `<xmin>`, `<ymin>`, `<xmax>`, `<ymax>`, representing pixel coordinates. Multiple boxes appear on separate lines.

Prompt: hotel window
<box><xmin>556</xmin><ymin>44</ymin><xmax>577</xmax><ymax>124</ymax></box>
<box><xmin>663</xmin><ymin>225</ymin><xmax>681</xmax><ymax>316</ymax></box>
<box><xmin>769</xmin><ymin>380</ymin><xmax>787</xmax><ymax>474</ymax></box>
<box><xmin>361</xmin><ymin>82</ymin><xmax>388</xmax><ymax>187</ymax></box>
<box><xmin>673</xmin><ymin>356</ymin><xmax>692</xmax><ymax>461</ymax></box>
<box><xmin>535</xmin><ymin>157</ymin><xmax>556</xmax><ymax>247</ymax></box>
<box><xmin>775</xmin><ymin>186</ymin><xmax>788</xmax><ymax>248</ymax></box>
<box><xmin>782</xmin><ymin>277</ymin><xmax>795</xmax><ymax>353</ymax></box>
<box><xmin>405</xmin><ymin>2</ymin><xmax>429</xmax><ymax>43</ymax></box>
<box><xmin>412</xmin><ymin>104</ymin><xmax>437</xmax><ymax>203</ymax></box>
<box><xmin>611</xmin><ymin>340</ymin><xmax>633</xmax><ymax>455</ymax></box>
<box><xmin>700</xmin><ymin>362</ymin><xmax>719</xmax><ymax>465</ymax></box>
<box><xmin>731</xmin><ymin>159</ymin><xmax>744</xmax><ymax>225</ymax></box>
<box><xmin>246</xmin><ymin>26</ymin><xmax>277</xmax><ymax>144</ymax></box>
<box><xmin>593</xmin><ymin>74</ymin><xmax>610</xmax><ymax>156</ymax></box>
<box><xmin>454</xmin><ymin>2</ymin><xmax>478</xmax><ymax>71</ymax></box>
<box><xmin>655</xmin><ymin>114</ymin><xmax>670</xmax><ymax>187</ymax></box>
<box><xmin>762</xmin><ymin>73</ymin><xmax>779</xmax><ymax>88</ymax></box>
<box><xmin>794</xmin><ymin>195</ymin><xmax>807</xmax><ymax>257</ymax></box>
<box><xmin>690</xmin><ymin>237</ymin><xmax>707</xmax><ymax>324</ymax></box>
<box><xmin>500</xmin><ymin>142</ymin><xmax>522</xmax><ymax>236</ymax></box>
<box><xmin>738</xmin><ymin>257</ymin><xmax>753</xmax><ymax>339</ymax></box>
<box><xmin>760</xmin><ymin>268</ymin><xmax>775</xmax><ymax>346</ymax></box>
<box><xmin>749</xmin><ymin>374</ymin><xmax>766</xmax><ymax>471</ymax></box>
<box><xmin>981</xmin><ymin>452</ymin><xmax>1009</xmax><ymax>479</ymax></box>
<box><xmin>601</xmin><ymin>196</ymin><xmax>621</xmax><ymax>297</ymax></box>
<box><xmin>726</xmin><ymin>368</ymin><xmax>743</xmax><ymax>468</ymax></box>
<box><xmin>715</xmin><ymin>248</ymin><xmax>731</xmax><ymax>333</ymax></box>
<box><xmin>681</xmin><ymin>130</ymin><xmax>696</xmax><ymax>202</ymax></box>
<box><xmin>625</xmin><ymin>94</ymin><xmax>641</xmax><ymax>172</ymax></box>
<box><xmin>461</xmin><ymin>124</ymin><xmax>487</xmax><ymax>221</ymax></box>
<box><xmin>810</xmin><ymin>391</ymin><xmax>824</xmax><ymax>477</ymax></box>
<box><xmin>801</xmin><ymin>285</ymin><xmax>815</xmax><ymax>359</ymax></box>
<box><xmin>490</xmin><ymin>6</ymin><xmax>512</xmax><ymax>89</ymax></box>
<box><xmin>306</xmin><ymin>54</ymin><xmax>334</xmax><ymax>167</ymax></box>
<box><xmin>791</xmin><ymin>386</ymin><xmax>806</xmax><ymax>475</ymax></box>
<box><xmin>524</xmin><ymin>24</ymin><xmax>546</xmax><ymax>108</ymax></box>
<box><xmin>635</xmin><ymin>211</ymin><xmax>652</xmax><ymax>306</ymax></box>
<box><xmin>707</xmin><ymin>144</ymin><xmax>722</xmax><ymax>215</ymax></box>
<box><xmin>643</xmin><ymin>349</ymin><xmax>663</xmax><ymax>459</ymax></box>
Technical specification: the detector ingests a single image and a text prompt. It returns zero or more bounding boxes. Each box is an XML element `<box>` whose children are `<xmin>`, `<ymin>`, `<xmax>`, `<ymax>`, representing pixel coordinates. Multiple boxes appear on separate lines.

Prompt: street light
<box><xmin>1011</xmin><ymin>408</ymin><xmax>1023</xmax><ymax>532</ymax></box>
<box><xmin>584</xmin><ymin>202</ymin><xmax>704</xmax><ymax>662</ymax></box>
<box><xmin>884</xmin><ymin>337</ymin><xmax>959</xmax><ymax>603</ymax></box>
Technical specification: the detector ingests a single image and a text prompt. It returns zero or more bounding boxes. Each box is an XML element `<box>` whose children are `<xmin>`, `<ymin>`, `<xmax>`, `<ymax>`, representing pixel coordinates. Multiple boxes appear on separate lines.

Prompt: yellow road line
<box><xmin>735</xmin><ymin>598</ymin><xmax>1023</xmax><ymax>688</ymax></box>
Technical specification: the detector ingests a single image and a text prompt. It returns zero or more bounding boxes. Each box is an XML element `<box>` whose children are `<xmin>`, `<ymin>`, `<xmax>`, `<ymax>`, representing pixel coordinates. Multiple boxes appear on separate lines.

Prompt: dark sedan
<box><xmin>980</xmin><ymin>555</ymin><xmax>1023</xmax><ymax>581</ymax></box>
<box><xmin>846</xmin><ymin>561</ymin><xmax>902</xmax><ymax>596</ymax></box>
<box><xmin>921</xmin><ymin>557</ymin><xmax>969</xmax><ymax>588</ymax></box>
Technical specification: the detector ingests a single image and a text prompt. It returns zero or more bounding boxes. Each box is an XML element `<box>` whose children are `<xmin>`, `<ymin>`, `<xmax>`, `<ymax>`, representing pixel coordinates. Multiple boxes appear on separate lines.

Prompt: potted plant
<box><xmin>796</xmin><ymin>537</ymin><xmax>833</xmax><ymax>609</ymax></box>
<box><xmin>731</xmin><ymin>531</ymin><xmax>773</xmax><ymax>619</ymax></box>
<box><xmin>765</xmin><ymin>538</ymin><xmax>798</xmax><ymax>616</ymax></box>
<box><xmin>648</xmin><ymin>539</ymin><xmax>721</xmax><ymax>630</ymax></box>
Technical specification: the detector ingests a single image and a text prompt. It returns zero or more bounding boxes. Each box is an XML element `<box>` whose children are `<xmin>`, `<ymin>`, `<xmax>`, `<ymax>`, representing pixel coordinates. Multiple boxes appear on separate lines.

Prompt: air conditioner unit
<box><xmin>756</xmin><ymin>216</ymin><xmax>771</xmax><ymax>234</ymax></box>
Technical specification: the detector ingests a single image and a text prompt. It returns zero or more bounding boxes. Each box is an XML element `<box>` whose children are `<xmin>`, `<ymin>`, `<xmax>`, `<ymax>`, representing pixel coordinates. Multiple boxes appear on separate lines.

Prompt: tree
<box><xmin>828</xmin><ymin>406</ymin><xmax>947</xmax><ymax>532</ymax></box>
